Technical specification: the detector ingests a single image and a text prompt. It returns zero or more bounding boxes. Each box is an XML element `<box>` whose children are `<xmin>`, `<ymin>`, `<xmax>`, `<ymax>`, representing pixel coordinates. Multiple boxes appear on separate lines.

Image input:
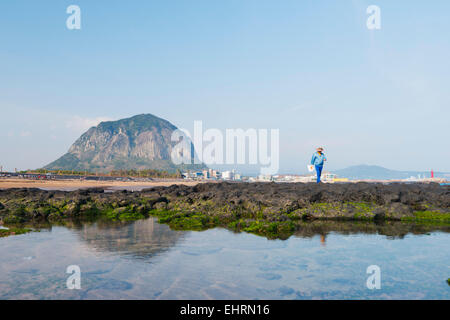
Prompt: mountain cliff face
<box><xmin>45</xmin><ymin>114</ymin><xmax>205</xmax><ymax>172</ymax></box>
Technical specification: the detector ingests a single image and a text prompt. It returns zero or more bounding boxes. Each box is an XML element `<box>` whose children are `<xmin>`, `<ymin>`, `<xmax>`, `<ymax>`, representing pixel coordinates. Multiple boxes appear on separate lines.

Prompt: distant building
<box><xmin>222</xmin><ymin>171</ymin><xmax>233</xmax><ymax>180</ymax></box>
<box><xmin>194</xmin><ymin>172</ymin><xmax>203</xmax><ymax>178</ymax></box>
<box><xmin>258</xmin><ymin>174</ymin><xmax>273</xmax><ymax>182</ymax></box>
<box><xmin>322</xmin><ymin>172</ymin><xmax>336</xmax><ymax>182</ymax></box>
<box><xmin>183</xmin><ymin>168</ymin><xmax>243</xmax><ymax>181</ymax></box>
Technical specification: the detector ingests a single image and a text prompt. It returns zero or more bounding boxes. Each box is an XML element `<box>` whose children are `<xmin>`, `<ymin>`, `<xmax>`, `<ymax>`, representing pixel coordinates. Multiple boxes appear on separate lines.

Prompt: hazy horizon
<box><xmin>1</xmin><ymin>1</ymin><xmax>449</xmax><ymax>173</ymax></box>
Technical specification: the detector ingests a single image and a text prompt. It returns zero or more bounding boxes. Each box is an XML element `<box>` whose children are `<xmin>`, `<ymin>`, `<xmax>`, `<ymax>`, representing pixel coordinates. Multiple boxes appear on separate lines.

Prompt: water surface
<box><xmin>0</xmin><ymin>218</ymin><xmax>449</xmax><ymax>299</ymax></box>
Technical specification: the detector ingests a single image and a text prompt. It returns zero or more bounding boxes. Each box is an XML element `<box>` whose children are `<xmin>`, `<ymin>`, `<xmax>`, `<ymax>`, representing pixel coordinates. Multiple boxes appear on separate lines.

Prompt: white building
<box><xmin>258</xmin><ymin>174</ymin><xmax>273</xmax><ymax>182</ymax></box>
<box><xmin>222</xmin><ymin>170</ymin><xmax>234</xmax><ymax>180</ymax></box>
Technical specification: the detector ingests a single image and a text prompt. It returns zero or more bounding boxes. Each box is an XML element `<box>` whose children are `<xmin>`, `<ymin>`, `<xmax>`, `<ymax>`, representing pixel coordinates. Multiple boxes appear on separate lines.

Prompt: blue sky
<box><xmin>0</xmin><ymin>0</ymin><xmax>449</xmax><ymax>173</ymax></box>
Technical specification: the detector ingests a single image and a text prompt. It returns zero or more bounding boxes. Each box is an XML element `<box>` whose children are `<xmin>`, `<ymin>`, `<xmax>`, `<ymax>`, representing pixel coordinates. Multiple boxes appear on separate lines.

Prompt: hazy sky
<box><xmin>0</xmin><ymin>0</ymin><xmax>449</xmax><ymax>173</ymax></box>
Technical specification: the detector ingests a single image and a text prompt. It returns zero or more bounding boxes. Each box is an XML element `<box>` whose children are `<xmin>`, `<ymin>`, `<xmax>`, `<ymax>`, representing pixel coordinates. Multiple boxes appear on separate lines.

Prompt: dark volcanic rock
<box><xmin>0</xmin><ymin>183</ymin><xmax>448</xmax><ymax>225</ymax></box>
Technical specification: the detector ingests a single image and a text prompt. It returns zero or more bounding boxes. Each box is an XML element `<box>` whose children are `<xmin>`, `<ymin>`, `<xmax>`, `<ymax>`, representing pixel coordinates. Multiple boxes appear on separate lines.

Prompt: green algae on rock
<box><xmin>0</xmin><ymin>183</ymin><xmax>449</xmax><ymax>239</ymax></box>
<box><xmin>0</xmin><ymin>226</ymin><xmax>32</xmax><ymax>238</ymax></box>
<box><xmin>403</xmin><ymin>210</ymin><xmax>450</xmax><ymax>222</ymax></box>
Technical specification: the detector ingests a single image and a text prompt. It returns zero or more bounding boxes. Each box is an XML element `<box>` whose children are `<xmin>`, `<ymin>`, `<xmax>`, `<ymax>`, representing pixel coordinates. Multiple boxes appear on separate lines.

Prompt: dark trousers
<box><xmin>315</xmin><ymin>165</ymin><xmax>323</xmax><ymax>183</ymax></box>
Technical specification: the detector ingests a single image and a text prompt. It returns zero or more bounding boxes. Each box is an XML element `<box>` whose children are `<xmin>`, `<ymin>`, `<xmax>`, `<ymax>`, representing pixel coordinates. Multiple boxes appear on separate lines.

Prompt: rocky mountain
<box><xmin>332</xmin><ymin>165</ymin><xmax>449</xmax><ymax>180</ymax></box>
<box><xmin>45</xmin><ymin>114</ymin><xmax>206</xmax><ymax>172</ymax></box>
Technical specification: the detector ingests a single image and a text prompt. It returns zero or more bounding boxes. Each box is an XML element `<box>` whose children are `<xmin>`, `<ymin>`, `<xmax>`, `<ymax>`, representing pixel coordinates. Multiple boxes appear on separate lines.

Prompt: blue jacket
<box><xmin>311</xmin><ymin>152</ymin><xmax>327</xmax><ymax>166</ymax></box>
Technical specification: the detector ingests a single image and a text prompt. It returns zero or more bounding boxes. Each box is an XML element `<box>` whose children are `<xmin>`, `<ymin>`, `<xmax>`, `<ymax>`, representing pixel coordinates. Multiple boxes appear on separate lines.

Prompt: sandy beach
<box><xmin>0</xmin><ymin>178</ymin><xmax>202</xmax><ymax>190</ymax></box>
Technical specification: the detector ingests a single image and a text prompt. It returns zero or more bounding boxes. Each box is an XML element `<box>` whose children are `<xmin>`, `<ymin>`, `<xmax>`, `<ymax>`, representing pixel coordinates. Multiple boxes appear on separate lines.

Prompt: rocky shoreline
<box><xmin>0</xmin><ymin>182</ymin><xmax>449</xmax><ymax>238</ymax></box>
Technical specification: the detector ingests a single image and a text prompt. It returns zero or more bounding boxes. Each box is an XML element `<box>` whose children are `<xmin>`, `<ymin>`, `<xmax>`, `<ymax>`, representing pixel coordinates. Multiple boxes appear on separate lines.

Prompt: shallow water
<box><xmin>0</xmin><ymin>218</ymin><xmax>449</xmax><ymax>299</ymax></box>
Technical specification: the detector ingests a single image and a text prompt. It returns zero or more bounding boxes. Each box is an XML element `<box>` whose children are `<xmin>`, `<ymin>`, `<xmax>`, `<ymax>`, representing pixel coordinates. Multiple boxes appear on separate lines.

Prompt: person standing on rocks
<box><xmin>311</xmin><ymin>147</ymin><xmax>327</xmax><ymax>183</ymax></box>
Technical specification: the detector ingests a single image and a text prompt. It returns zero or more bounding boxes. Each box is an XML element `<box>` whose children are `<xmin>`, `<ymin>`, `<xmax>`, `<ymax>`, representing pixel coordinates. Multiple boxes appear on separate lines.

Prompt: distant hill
<box><xmin>332</xmin><ymin>165</ymin><xmax>450</xmax><ymax>180</ymax></box>
<box><xmin>45</xmin><ymin>114</ymin><xmax>206</xmax><ymax>173</ymax></box>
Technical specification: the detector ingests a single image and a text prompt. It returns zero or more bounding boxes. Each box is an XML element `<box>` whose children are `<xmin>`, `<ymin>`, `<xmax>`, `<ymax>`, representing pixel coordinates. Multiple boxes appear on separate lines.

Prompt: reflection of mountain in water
<box><xmin>293</xmin><ymin>220</ymin><xmax>450</xmax><ymax>240</ymax></box>
<box><xmin>66</xmin><ymin>218</ymin><xmax>449</xmax><ymax>259</ymax></box>
<box><xmin>74</xmin><ymin>218</ymin><xmax>187</xmax><ymax>259</ymax></box>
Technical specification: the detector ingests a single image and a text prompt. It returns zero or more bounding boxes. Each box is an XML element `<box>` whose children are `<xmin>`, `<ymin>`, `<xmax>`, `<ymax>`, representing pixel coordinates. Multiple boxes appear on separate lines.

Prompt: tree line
<box><xmin>20</xmin><ymin>169</ymin><xmax>182</xmax><ymax>179</ymax></box>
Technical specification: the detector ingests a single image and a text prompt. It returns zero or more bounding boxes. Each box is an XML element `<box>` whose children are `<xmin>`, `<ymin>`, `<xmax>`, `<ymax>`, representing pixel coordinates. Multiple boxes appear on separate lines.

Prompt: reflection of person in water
<box><xmin>320</xmin><ymin>234</ymin><xmax>326</xmax><ymax>246</ymax></box>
